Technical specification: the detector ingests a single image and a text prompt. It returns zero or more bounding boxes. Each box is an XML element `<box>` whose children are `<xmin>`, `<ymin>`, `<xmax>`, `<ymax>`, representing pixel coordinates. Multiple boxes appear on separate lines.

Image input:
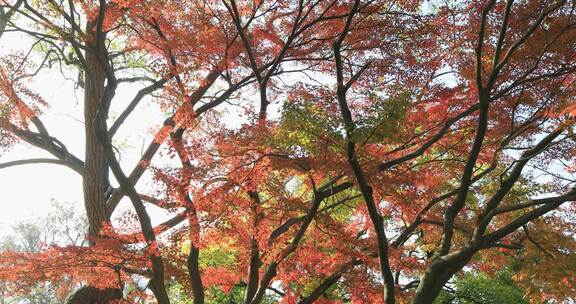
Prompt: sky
<box><xmin>0</xmin><ymin>29</ymin><xmax>170</xmax><ymax>237</ymax></box>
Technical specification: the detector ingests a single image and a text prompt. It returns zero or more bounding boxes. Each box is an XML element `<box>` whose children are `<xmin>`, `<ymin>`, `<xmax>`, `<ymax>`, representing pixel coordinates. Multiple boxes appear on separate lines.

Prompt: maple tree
<box><xmin>1</xmin><ymin>0</ymin><xmax>576</xmax><ymax>303</ymax></box>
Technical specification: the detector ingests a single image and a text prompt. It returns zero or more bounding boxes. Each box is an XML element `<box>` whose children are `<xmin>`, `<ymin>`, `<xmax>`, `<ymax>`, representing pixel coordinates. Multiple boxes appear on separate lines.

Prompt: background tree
<box><xmin>0</xmin><ymin>0</ymin><xmax>575</xmax><ymax>303</ymax></box>
<box><xmin>0</xmin><ymin>200</ymin><xmax>86</xmax><ymax>304</ymax></box>
<box><xmin>433</xmin><ymin>270</ymin><xmax>529</xmax><ymax>304</ymax></box>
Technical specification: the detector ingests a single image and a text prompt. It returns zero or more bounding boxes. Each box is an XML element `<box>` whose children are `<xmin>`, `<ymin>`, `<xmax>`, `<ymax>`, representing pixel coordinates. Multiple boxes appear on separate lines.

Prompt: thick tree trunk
<box><xmin>67</xmin><ymin>286</ymin><xmax>122</xmax><ymax>304</ymax></box>
<box><xmin>188</xmin><ymin>246</ymin><xmax>204</xmax><ymax>304</ymax></box>
<box><xmin>243</xmin><ymin>238</ymin><xmax>260</xmax><ymax>304</ymax></box>
<box><xmin>67</xmin><ymin>21</ymin><xmax>120</xmax><ymax>304</ymax></box>
<box><xmin>82</xmin><ymin>21</ymin><xmax>110</xmax><ymax>238</ymax></box>
<box><xmin>412</xmin><ymin>251</ymin><xmax>474</xmax><ymax>304</ymax></box>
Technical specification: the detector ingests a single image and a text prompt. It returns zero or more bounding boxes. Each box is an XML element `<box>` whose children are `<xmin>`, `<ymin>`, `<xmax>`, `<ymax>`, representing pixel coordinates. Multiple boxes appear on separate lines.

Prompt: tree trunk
<box><xmin>67</xmin><ymin>286</ymin><xmax>122</xmax><ymax>304</ymax></box>
<box><xmin>412</xmin><ymin>251</ymin><xmax>474</xmax><ymax>304</ymax></box>
<box><xmin>67</xmin><ymin>21</ymin><xmax>120</xmax><ymax>304</ymax></box>
<box><xmin>82</xmin><ymin>21</ymin><xmax>110</xmax><ymax>238</ymax></box>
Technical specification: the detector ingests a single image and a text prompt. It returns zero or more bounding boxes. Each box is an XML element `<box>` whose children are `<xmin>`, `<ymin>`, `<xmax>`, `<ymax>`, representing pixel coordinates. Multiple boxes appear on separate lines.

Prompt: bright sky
<box><xmin>0</xmin><ymin>30</ymin><xmax>170</xmax><ymax>236</ymax></box>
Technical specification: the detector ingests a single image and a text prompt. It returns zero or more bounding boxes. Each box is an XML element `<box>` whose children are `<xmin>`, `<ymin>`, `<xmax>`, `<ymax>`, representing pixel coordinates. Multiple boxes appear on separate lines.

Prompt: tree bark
<box><xmin>67</xmin><ymin>286</ymin><xmax>122</xmax><ymax>304</ymax></box>
<box><xmin>412</xmin><ymin>251</ymin><xmax>474</xmax><ymax>304</ymax></box>
<box><xmin>67</xmin><ymin>21</ymin><xmax>121</xmax><ymax>304</ymax></box>
<box><xmin>82</xmin><ymin>21</ymin><xmax>110</xmax><ymax>238</ymax></box>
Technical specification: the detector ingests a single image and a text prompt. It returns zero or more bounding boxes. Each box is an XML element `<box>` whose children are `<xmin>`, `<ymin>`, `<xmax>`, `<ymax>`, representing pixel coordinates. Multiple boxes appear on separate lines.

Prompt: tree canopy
<box><xmin>0</xmin><ymin>0</ymin><xmax>576</xmax><ymax>303</ymax></box>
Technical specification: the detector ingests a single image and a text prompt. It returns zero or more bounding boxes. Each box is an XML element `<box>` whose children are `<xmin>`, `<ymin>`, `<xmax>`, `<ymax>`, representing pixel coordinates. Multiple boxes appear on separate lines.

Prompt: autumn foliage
<box><xmin>1</xmin><ymin>0</ymin><xmax>576</xmax><ymax>303</ymax></box>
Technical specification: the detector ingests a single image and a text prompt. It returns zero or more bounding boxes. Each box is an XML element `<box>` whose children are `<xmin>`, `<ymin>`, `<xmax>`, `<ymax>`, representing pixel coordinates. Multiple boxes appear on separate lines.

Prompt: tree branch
<box><xmin>0</xmin><ymin>158</ymin><xmax>83</xmax><ymax>175</ymax></box>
